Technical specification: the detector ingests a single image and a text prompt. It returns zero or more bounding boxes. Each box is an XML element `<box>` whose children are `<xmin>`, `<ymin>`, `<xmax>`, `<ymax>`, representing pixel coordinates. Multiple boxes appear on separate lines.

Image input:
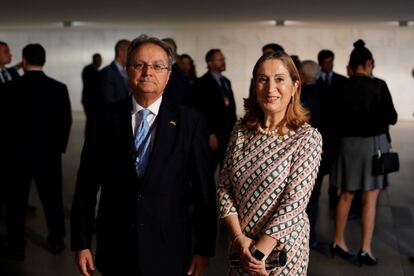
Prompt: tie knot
<box><xmin>139</xmin><ymin>109</ymin><xmax>151</xmax><ymax>119</ymax></box>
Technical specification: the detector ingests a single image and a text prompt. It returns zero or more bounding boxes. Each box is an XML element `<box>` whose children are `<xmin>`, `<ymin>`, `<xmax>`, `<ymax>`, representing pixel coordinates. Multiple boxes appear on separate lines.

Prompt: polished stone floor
<box><xmin>1</xmin><ymin>113</ymin><xmax>413</xmax><ymax>276</ymax></box>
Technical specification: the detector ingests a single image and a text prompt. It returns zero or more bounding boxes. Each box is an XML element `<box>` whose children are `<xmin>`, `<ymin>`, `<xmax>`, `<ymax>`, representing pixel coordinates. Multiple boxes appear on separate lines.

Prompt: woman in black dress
<box><xmin>330</xmin><ymin>40</ymin><xmax>398</xmax><ymax>265</ymax></box>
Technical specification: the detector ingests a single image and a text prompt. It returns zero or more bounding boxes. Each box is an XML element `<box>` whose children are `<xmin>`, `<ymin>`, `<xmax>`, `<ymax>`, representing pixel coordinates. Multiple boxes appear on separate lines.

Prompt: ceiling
<box><xmin>1</xmin><ymin>0</ymin><xmax>413</xmax><ymax>26</ymax></box>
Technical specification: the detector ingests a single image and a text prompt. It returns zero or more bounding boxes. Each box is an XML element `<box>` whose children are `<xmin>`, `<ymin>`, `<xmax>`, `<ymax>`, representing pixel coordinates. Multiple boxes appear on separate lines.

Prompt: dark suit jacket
<box><xmin>317</xmin><ymin>72</ymin><xmax>347</xmax><ymax>135</ymax></box>
<box><xmin>2</xmin><ymin>67</ymin><xmax>20</xmax><ymax>81</ymax></box>
<box><xmin>300</xmin><ymin>83</ymin><xmax>321</xmax><ymax>129</ymax></box>
<box><xmin>99</xmin><ymin>61</ymin><xmax>129</xmax><ymax>105</ymax></box>
<box><xmin>71</xmin><ymin>97</ymin><xmax>216</xmax><ymax>275</ymax></box>
<box><xmin>316</xmin><ymin>72</ymin><xmax>347</xmax><ymax>174</ymax></box>
<box><xmin>0</xmin><ymin>67</ymin><xmax>19</xmax><ymax>91</ymax></box>
<box><xmin>6</xmin><ymin>71</ymin><xmax>72</xmax><ymax>159</ymax></box>
<box><xmin>192</xmin><ymin>71</ymin><xmax>237</xmax><ymax>160</ymax></box>
<box><xmin>163</xmin><ymin>63</ymin><xmax>190</xmax><ymax>106</ymax></box>
<box><xmin>81</xmin><ymin>64</ymin><xmax>100</xmax><ymax>117</ymax></box>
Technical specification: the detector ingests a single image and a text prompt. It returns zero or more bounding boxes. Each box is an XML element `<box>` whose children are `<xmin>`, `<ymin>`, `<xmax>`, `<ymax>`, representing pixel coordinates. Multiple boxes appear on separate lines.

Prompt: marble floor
<box><xmin>1</xmin><ymin>113</ymin><xmax>413</xmax><ymax>276</ymax></box>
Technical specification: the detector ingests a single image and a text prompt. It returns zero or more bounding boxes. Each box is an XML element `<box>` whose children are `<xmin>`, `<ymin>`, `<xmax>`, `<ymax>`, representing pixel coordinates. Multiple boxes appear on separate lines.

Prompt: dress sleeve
<box><xmin>217</xmin><ymin>120</ymin><xmax>243</xmax><ymax>219</ymax></box>
<box><xmin>380</xmin><ymin>80</ymin><xmax>398</xmax><ymax>125</ymax></box>
<box><xmin>263</xmin><ymin>128</ymin><xmax>322</xmax><ymax>245</ymax></box>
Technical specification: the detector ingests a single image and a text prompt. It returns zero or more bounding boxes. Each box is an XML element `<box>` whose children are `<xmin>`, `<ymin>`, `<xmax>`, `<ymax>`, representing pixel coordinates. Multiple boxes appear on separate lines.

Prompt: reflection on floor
<box><xmin>1</xmin><ymin>114</ymin><xmax>413</xmax><ymax>276</ymax></box>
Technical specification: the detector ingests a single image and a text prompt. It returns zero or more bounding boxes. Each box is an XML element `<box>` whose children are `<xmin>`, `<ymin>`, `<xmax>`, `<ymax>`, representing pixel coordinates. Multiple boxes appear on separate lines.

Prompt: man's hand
<box><xmin>187</xmin><ymin>255</ymin><xmax>209</xmax><ymax>276</ymax></box>
<box><xmin>75</xmin><ymin>249</ymin><xmax>95</xmax><ymax>276</ymax></box>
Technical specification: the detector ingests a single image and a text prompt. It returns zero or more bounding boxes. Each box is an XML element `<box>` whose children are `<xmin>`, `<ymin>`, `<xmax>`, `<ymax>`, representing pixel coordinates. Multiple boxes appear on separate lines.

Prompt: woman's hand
<box><xmin>233</xmin><ymin>235</ymin><xmax>263</xmax><ymax>273</ymax></box>
<box><xmin>248</xmin><ymin>262</ymin><xmax>269</xmax><ymax>276</ymax></box>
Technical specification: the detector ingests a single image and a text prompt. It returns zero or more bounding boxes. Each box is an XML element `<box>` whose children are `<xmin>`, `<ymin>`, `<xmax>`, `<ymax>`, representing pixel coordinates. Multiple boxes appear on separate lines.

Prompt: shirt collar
<box><xmin>210</xmin><ymin>70</ymin><xmax>223</xmax><ymax>86</ymax></box>
<box><xmin>114</xmin><ymin>61</ymin><xmax>124</xmax><ymax>71</ymax></box>
<box><xmin>131</xmin><ymin>96</ymin><xmax>163</xmax><ymax>117</ymax></box>
<box><xmin>323</xmin><ymin>71</ymin><xmax>333</xmax><ymax>79</ymax></box>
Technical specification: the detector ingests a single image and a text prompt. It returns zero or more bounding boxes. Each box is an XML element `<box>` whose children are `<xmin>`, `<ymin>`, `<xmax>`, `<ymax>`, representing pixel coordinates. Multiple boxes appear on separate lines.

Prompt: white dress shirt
<box><xmin>131</xmin><ymin>96</ymin><xmax>163</xmax><ymax>148</ymax></box>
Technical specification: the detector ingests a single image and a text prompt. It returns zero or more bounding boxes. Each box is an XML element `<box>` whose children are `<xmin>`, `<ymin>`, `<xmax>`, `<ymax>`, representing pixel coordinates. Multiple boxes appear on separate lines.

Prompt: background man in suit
<box><xmin>161</xmin><ymin>37</ymin><xmax>190</xmax><ymax>106</ymax></box>
<box><xmin>261</xmin><ymin>43</ymin><xmax>284</xmax><ymax>55</ymax></box>
<box><xmin>0</xmin><ymin>41</ymin><xmax>20</xmax><ymax>84</ymax></box>
<box><xmin>81</xmin><ymin>53</ymin><xmax>102</xmax><ymax>117</ymax></box>
<box><xmin>192</xmin><ymin>49</ymin><xmax>237</xmax><ymax>172</ymax></box>
<box><xmin>71</xmin><ymin>35</ymin><xmax>216</xmax><ymax>276</ymax></box>
<box><xmin>3</xmin><ymin>43</ymin><xmax>72</xmax><ymax>260</ymax></box>
<box><xmin>100</xmin><ymin>39</ymin><xmax>130</xmax><ymax>105</ymax></box>
<box><xmin>81</xmin><ymin>53</ymin><xmax>102</xmax><ymax>137</ymax></box>
<box><xmin>316</xmin><ymin>49</ymin><xmax>348</xmax><ymax>217</ymax></box>
<box><xmin>0</xmin><ymin>41</ymin><xmax>20</xmax><ymax>220</ymax></box>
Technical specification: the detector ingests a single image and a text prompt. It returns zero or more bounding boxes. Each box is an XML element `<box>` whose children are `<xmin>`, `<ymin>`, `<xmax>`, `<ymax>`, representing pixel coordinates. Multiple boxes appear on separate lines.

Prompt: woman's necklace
<box><xmin>257</xmin><ymin>125</ymin><xmax>278</xmax><ymax>136</ymax></box>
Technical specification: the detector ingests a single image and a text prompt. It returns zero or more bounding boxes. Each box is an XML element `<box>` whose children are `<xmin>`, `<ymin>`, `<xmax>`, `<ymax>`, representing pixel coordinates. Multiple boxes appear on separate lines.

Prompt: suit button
<box><xmin>138</xmin><ymin>223</ymin><xmax>144</xmax><ymax>227</ymax></box>
<box><xmin>137</xmin><ymin>194</ymin><xmax>142</xmax><ymax>200</ymax></box>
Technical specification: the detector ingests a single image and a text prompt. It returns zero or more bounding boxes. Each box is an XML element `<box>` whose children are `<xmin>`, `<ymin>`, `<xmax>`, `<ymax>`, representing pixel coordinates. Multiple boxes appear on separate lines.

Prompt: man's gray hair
<box><xmin>299</xmin><ymin>60</ymin><xmax>321</xmax><ymax>84</ymax></box>
<box><xmin>126</xmin><ymin>34</ymin><xmax>174</xmax><ymax>71</ymax></box>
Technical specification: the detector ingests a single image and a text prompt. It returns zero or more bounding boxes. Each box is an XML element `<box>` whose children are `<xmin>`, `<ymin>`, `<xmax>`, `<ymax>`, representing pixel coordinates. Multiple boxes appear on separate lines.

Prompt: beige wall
<box><xmin>2</xmin><ymin>23</ymin><xmax>413</xmax><ymax>120</ymax></box>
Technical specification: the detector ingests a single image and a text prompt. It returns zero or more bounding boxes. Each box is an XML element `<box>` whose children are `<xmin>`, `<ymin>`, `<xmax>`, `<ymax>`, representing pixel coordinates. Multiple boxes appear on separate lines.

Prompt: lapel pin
<box><xmin>169</xmin><ymin>120</ymin><xmax>177</xmax><ymax>126</ymax></box>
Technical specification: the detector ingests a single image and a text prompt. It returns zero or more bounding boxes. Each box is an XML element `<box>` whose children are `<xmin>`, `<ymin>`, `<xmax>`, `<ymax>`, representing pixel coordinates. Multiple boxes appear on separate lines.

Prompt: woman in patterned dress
<box><xmin>217</xmin><ymin>51</ymin><xmax>322</xmax><ymax>276</ymax></box>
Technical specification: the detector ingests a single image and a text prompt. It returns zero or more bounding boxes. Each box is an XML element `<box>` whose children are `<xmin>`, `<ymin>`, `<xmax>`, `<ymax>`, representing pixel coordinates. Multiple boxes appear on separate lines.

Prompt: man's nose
<box><xmin>141</xmin><ymin>66</ymin><xmax>152</xmax><ymax>75</ymax></box>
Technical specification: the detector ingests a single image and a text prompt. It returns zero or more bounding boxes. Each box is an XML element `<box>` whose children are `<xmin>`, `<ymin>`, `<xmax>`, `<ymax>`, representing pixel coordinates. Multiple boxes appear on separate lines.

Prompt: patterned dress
<box><xmin>218</xmin><ymin>121</ymin><xmax>322</xmax><ymax>276</ymax></box>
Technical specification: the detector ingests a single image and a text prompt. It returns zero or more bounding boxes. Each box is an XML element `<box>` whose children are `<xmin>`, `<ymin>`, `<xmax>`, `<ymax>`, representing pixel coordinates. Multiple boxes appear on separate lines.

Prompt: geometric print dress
<box><xmin>217</xmin><ymin>121</ymin><xmax>322</xmax><ymax>275</ymax></box>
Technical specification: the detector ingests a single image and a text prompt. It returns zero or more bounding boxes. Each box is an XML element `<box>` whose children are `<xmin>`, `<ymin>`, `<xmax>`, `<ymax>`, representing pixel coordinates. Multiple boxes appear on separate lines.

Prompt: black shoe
<box><xmin>329</xmin><ymin>242</ymin><xmax>354</xmax><ymax>260</ymax></box>
<box><xmin>47</xmin><ymin>238</ymin><xmax>65</xmax><ymax>255</ymax></box>
<box><xmin>358</xmin><ymin>250</ymin><xmax>378</xmax><ymax>266</ymax></box>
<box><xmin>409</xmin><ymin>256</ymin><xmax>414</xmax><ymax>263</ymax></box>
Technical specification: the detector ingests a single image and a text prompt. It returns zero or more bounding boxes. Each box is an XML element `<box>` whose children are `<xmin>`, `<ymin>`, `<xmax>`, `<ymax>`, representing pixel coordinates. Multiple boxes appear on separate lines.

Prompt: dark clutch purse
<box><xmin>371</xmin><ymin>150</ymin><xmax>400</xmax><ymax>175</ymax></box>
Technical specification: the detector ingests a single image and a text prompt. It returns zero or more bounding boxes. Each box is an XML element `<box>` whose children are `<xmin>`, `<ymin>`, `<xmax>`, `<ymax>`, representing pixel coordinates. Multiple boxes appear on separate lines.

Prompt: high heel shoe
<box><xmin>329</xmin><ymin>242</ymin><xmax>354</xmax><ymax>260</ymax></box>
<box><xmin>357</xmin><ymin>250</ymin><xmax>378</xmax><ymax>266</ymax></box>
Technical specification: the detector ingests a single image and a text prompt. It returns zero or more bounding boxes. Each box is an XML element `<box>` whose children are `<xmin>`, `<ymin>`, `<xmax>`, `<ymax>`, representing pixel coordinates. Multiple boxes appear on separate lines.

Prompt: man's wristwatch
<box><xmin>251</xmin><ymin>245</ymin><xmax>268</xmax><ymax>261</ymax></box>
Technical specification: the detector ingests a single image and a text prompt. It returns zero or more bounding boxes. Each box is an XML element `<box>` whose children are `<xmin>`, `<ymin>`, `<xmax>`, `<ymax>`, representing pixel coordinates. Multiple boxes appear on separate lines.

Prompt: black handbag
<box><xmin>371</xmin><ymin>136</ymin><xmax>399</xmax><ymax>175</ymax></box>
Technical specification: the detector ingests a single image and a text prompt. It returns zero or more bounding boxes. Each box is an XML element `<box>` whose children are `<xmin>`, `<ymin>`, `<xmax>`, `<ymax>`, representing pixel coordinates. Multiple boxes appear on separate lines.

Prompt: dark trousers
<box><xmin>101</xmin><ymin>267</ymin><xmax>142</xmax><ymax>276</ymax></box>
<box><xmin>306</xmin><ymin>171</ymin><xmax>324</xmax><ymax>243</ymax></box>
<box><xmin>97</xmin><ymin>248</ymin><xmax>142</xmax><ymax>276</ymax></box>
<box><xmin>6</xmin><ymin>153</ymin><xmax>65</xmax><ymax>247</ymax></box>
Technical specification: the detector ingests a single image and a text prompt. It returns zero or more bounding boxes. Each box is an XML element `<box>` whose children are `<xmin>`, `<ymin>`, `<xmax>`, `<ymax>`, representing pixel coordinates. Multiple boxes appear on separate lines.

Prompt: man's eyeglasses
<box><xmin>129</xmin><ymin>62</ymin><xmax>169</xmax><ymax>73</ymax></box>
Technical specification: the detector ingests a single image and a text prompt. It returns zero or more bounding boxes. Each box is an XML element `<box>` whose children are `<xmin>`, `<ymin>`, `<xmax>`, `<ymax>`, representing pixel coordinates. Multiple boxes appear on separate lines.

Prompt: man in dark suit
<box><xmin>71</xmin><ymin>35</ymin><xmax>216</xmax><ymax>276</ymax></box>
<box><xmin>192</xmin><ymin>49</ymin><xmax>237</xmax><ymax>171</ymax></box>
<box><xmin>81</xmin><ymin>53</ymin><xmax>102</xmax><ymax>117</ymax></box>
<box><xmin>161</xmin><ymin>37</ymin><xmax>190</xmax><ymax>106</ymax></box>
<box><xmin>81</xmin><ymin>53</ymin><xmax>102</xmax><ymax>137</ymax></box>
<box><xmin>99</xmin><ymin>39</ymin><xmax>130</xmax><ymax>105</ymax></box>
<box><xmin>0</xmin><ymin>41</ymin><xmax>20</xmax><ymax>219</ymax></box>
<box><xmin>3</xmin><ymin>43</ymin><xmax>72</xmax><ymax>260</ymax></box>
<box><xmin>0</xmin><ymin>41</ymin><xmax>20</xmax><ymax>84</ymax></box>
<box><xmin>316</xmin><ymin>49</ymin><xmax>347</xmax><ymax>214</ymax></box>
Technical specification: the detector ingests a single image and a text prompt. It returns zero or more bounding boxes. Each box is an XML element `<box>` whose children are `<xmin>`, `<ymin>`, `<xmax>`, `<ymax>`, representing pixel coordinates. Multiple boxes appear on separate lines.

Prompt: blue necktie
<box><xmin>134</xmin><ymin>109</ymin><xmax>151</xmax><ymax>176</ymax></box>
<box><xmin>1</xmin><ymin>69</ymin><xmax>9</xmax><ymax>83</ymax></box>
<box><xmin>219</xmin><ymin>76</ymin><xmax>230</xmax><ymax>98</ymax></box>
